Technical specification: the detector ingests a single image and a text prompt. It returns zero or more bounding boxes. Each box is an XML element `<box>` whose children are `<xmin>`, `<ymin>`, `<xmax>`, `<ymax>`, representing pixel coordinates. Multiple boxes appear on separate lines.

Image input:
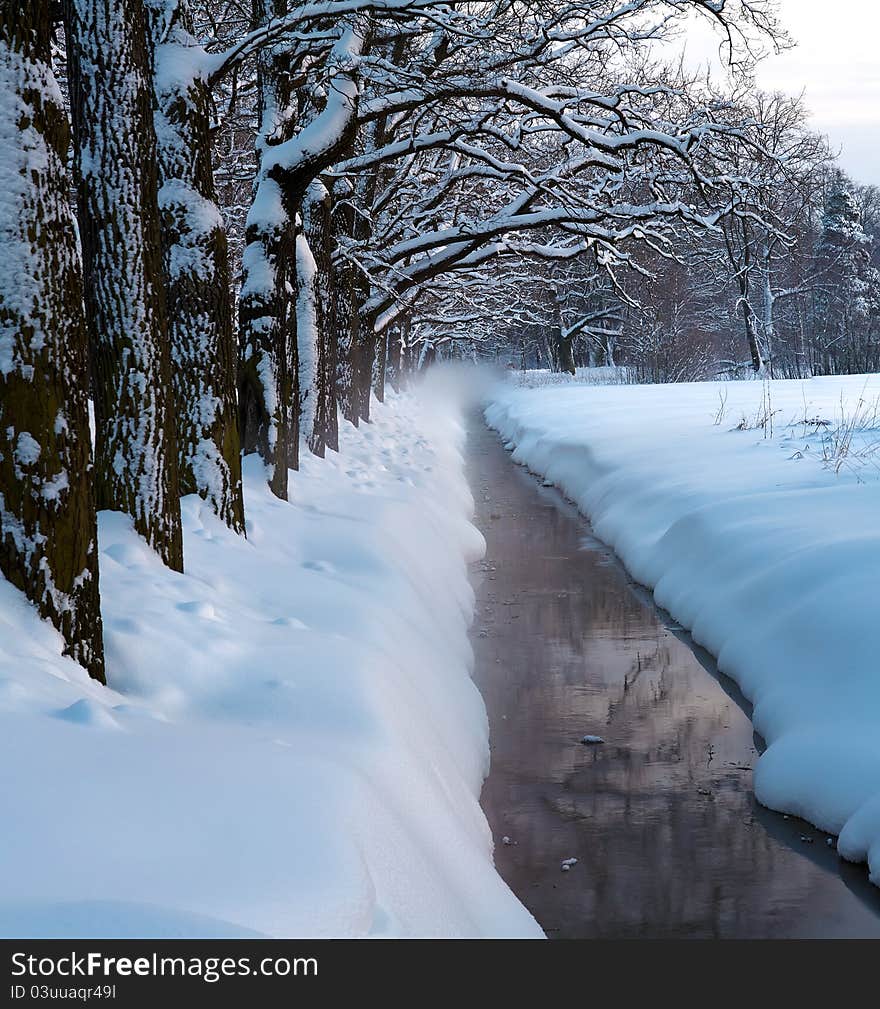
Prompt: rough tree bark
<box><xmin>350</xmin><ymin>123</ymin><xmax>383</xmax><ymax>424</ymax></box>
<box><xmin>723</xmin><ymin>216</ymin><xmax>764</xmax><ymax>373</ymax></box>
<box><xmin>146</xmin><ymin>0</ymin><xmax>245</xmax><ymax>532</ymax></box>
<box><xmin>373</xmin><ymin>334</ymin><xmax>387</xmax><ymax>403</ymax></box>
<box><xmin>65</xmin><ymin>0</ymin><xmax>183</xmax><ymax>570</ymax></box>
<box><xmin>238</xmin><ymin>189</ymin><xmax>297</xmax><ymax>496</ymax></box>
<box><xmin>243</xmin><ymin>15</ymin><xmax>365</xmax><ymax>461</ymax></box>
<box><xmin>301</xmin><ymin>180</ymin><xmax>338</xmax><ymax>455</ymax></box>
<box><xmin>238</xmin><ymin>0</ymin><xmax>297</xmax><ymax>497</ymax></box>
<box><xmin>333</xmin><ymin>190</ymin><xmax>361</xmax><ymax>426</ymax></box>
<box><xmin>740</xmin><ymin>290</ymin><xmax>763</xmax><ymax>373</ymax></box>
<box><xmin>551</xmin><ymin>290</ymin><xmax>575</xmax><ymax>374</ymax></box>
<box><xmin>386</xmin><ymin>327</ymin><xmax>402</xmax><ymax>394</ymax></box>
<box><xmin>0</xmin><ymin>0</ymin><xmax>105</xmax><ymax>681</ymax></box>
<box><xmin>295</xmin><ymin>219</ymin><xmax>319</xmax><ymax>458</ymax></box>
<box><xmin>356</xmin><ymin>329</ymin><xmax>376</xmax><ymax>422</ymax></box>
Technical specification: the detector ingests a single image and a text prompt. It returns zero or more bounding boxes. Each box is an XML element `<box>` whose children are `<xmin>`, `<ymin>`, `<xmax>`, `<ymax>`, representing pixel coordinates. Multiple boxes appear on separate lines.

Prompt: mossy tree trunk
<box><xmin>146</xmin><ymin>0</ymin><xmax>245</xmax><ymax>532</ymax></box>
<box><xmin>0</xmin><ymin>0</ymin><xmax>105</xmax><ymax>681</ymax></box>
<box><xmin>65</xmin><ymin>0</ymin><xmax>183</xmax><ymax>570</ymax></box>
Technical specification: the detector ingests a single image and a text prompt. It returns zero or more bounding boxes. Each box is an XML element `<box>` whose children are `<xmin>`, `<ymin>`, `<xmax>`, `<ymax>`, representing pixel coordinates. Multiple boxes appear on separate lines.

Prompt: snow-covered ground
<box><xmin>486</xmin><ymin>372</ymin><xmax>880</xmax><ymax>886</ymax></box>
<box><xmin>0</xmin><ymin>387</ymin><xmax>542</xmax><ymax>939</ymax></box>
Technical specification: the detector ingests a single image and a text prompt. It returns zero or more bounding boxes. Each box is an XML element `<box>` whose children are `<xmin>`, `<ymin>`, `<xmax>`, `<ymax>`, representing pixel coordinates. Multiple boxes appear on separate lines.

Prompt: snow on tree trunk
<box><xmin>551</xmin><ymin>290</ymin><xmax>575</xmax><ymax>375</ymax></box>
<box><xmin>557</xmin><ymin>334</ymin><xmax>576</xmax><ymax>375</ymax></box>
<box><xmin>399</xmin><ymin>323</ymin><xmax>415</xmax><ymax>387</ymax></box>
<box><xmin>238</xmin><ymin>181</ymin><xmax>297</xmax><ymax>498</ymax></box>
<box><xmin>65</xmin><ymin>0</ymin><xmax>183</xmax><ymax>571</ymax></box>
<box><xmin>334</xmin><ymin>196</ymin><xmax>360</xmax><ymax>426</ymax></box>
<box><xmin>760</xmin><ymin>244</ymin><xmax>776</xmax><ymax>378</ymax></box>
<box><xmin>741</xmin><ymin>295</ymin><xmax>763</xmax><ymax>374</ymax></box>
<box><xmin>356</xmin><ymin>332</ymin><xmax>376</xmax><ymax>423</ymax></box>
<box><xmin>237</xmin><ymin>3</ymin><xmax>297</xmax><ymax>498</ymax></box>
<box><xmin>295</xmin><ymin>227</ymin><xmax>320</xmax><ymax>455</ymax></box>
<box><xmin>301</xmin><ymin>181</ymin><xmax>338</xmax><ymax>456</ymax></box>
<box><xmin>257</xmin><ymin>19</ymin><xmax>364</xmax><ymax>431</ymax></box>
<box><xmin>0</xmin><ymin>0</ymin><xmax>105</xmax><ymax>681</ymax></box>
<box><xmin>373</xmin><ymin>334</ymin><xmax>387</xmax><ymax>403</ymax></box>
<box><xmin>146</xmin><ymin>0</ymin><xmax>245</xmax><ymax>533</ymax></box>
<box><xmin>386</xmin><ymin>327</ymin><xmax>402</xmax><ymax>394</ymax></box>
<box><xmin>335</xmin><ymin>264</ymin><xmax>360</xmax><ymax>425</ymax></box>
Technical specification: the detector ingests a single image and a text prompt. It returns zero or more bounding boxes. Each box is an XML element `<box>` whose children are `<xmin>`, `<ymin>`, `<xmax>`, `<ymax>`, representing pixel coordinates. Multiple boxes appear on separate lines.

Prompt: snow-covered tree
<box><xmin>65</xmin><ymin>0</ymin><xmax>183</xmax><ymax>569</ymax></box>
<box><xmin>811</xmin><ymin>172</ymin><xmax>880</xmax><ymax>374</ymax></box>
<box><xmin>235</xmin><ymin>0</ymin><xmax>304</xmax><ymax>499</ymax></box>
<box><xmin>146</xmin><ymin>0</ymin><xmax>245</xmax><ymax>532</ymax></box>
<box><xmin>0</xmin><ymin>0</ymin><xmax>105</xmax><ymax>680</ymax></box>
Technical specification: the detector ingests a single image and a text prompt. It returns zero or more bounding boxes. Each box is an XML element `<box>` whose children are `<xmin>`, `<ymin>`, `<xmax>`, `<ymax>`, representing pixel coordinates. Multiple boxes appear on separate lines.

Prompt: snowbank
<box><xmin>0</xmin><ymin>387</ymin><xmax>541</xmax><ymax>938</ymax></box>
<box><xmin>486</xmin><ymin>373</ymin><xmax>880</xmax><ymax>886</ymax></box>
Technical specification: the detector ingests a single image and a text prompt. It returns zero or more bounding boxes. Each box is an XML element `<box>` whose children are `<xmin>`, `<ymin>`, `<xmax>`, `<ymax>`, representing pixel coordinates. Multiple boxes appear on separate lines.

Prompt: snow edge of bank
<box><xmin>0</xmin><ymin>389</ymin><xmax>543</xmax><ymax>938</ymax></box>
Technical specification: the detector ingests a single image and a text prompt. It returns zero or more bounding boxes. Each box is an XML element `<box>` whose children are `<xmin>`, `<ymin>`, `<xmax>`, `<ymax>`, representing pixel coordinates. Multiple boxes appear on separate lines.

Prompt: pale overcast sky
<box><xmin>682</xmin><ymin>0</ymin><xmax>880</xmax><ymax>185</ymax></box>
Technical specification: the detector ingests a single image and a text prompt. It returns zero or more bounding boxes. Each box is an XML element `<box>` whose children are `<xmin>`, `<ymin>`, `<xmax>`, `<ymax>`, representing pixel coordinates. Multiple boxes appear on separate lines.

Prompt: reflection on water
<box><xmin>468</xmin><ymin>417</ymin><xmax>880</xmax><ymax>939</ymax></box>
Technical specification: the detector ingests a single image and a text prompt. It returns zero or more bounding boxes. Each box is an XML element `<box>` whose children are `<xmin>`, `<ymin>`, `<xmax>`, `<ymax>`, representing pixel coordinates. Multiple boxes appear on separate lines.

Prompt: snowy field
<box><xmin>0</xmin><ymin>388</ymin><xmax>541</xmax><ymax>939</ymax></box>
<box><xmin>511</xmin><ymin>366</ymin><xmax>631</xmax><ymax>388</ymax></box>
<box><xmin>486</xmin><ymin>372</ymin><xmax>880</xmax><ymax>887</ymax></box>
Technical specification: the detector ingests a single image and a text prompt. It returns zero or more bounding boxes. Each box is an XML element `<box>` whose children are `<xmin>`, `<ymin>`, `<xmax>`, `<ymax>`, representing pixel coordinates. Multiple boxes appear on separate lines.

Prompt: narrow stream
<box><xmin>467</xmin><ymin>414</ymin><xmax>880</xmax><ymax>939</ymax></box>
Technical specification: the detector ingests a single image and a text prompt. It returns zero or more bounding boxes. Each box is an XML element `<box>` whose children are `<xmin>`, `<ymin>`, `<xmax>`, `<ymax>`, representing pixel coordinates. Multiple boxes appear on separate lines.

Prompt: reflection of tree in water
<box><xmin>470</xmin><ymin>421</ymin><xmax>880</xmax><ymax>938</ymax></box>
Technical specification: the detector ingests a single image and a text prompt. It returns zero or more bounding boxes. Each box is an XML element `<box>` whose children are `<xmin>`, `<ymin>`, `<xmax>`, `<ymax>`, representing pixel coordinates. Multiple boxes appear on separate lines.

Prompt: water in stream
<box><xmin>467</xmin><ymin>415</ymin><xmax>880</xmax><ymax>939</ymax></box>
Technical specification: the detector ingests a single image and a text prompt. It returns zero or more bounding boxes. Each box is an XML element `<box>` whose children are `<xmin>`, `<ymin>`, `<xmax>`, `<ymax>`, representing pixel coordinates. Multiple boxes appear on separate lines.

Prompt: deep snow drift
<box><xmin>486</xmin><ymin>373</ymin><xmax>880</xmax><ymax>887</ymax></box>
<box><xmin>0</xmin><ymin>387</ymin><xmax>541</xmax><ymax>938</ymax></box>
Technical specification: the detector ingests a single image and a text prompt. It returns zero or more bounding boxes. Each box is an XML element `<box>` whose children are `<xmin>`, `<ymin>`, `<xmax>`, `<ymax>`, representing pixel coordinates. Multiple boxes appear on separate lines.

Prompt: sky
<box><xmin>682</xmin><ymin>0</ymin><xmax>880</xmax><ymax>186</ymax></box>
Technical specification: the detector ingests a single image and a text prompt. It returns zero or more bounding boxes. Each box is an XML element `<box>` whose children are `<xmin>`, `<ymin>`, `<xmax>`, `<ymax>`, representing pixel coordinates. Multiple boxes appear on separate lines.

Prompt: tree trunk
<box><xmin>373</xmin><ymin>334</ymin><xmax>388</xmax><ymax>403</ymax></box>
<box><xmin>419</xmin><ymin>342</ymin><xmax>436</xmax><ymax>370</ymax></box>
<box><xmin>301</xmin><ymin>181</ymin><xmax>338</xmax><ymax>455</ymax></box>
<box><xmin>399</xmin><ymin>322</ymin><xmax>415</xmax><ymax>386</ymax></box>
<box><xmin>556</xmin><ymin>333</ymin><xmax>576</xmax><ymax>374</ymax></box>
<box><xmin>239</xmin><ymin>3</ymin><xmax>361</xmax><ymax>484</ymax></box>
<box><xmin>237</xmin><ymin>2</ymin><xmax>297</xmax><ymax>498</ymax></box>
<box><xmin>551</xmin><ymin>294</ymin><xmax>575</xmax><ymax>374</ymax></box>
<box><xmin>760</xmin><ymin>246</ymin><xmax>775</xmax><ymax>378</ymax></box>
<box><xmin>0</xmin><ymin>0</ymin><xmax>105</xmax><ymax>681</ymax></box>
<box><xmin>356</xmin><ymin>334</ymin><xmax>376</xmax><ymax>422</ymax></box>
<box><xmin>146</xmin><ymin>0</ymin><xmax>244</xmax><ymax>532</ymax></box>
<box><xmin>334</xmin><ymin>198</ymin><xmax>360</xmax><ymax>427</ymax></box>
<box><xmin>65</xmin><ymin>0</ymin><xmax>183</xmax><ymax>570</ymax></box>
<box><xmin>387</xmin><ymin>327</ymin><xmax>402</xmax><ymax>394</ymax></box>
<box><xmin>737</xmin><ymin>221</ymin><xmax>763</xmax><ymax>374</ymax></box>
<box><xmin>295</xmin><ymin>225</ymin><xmax>320</xmax><ymax>456</ymax></box>
<box><xmin>740</xmin><ymin>295</ymin><xmax>763</xmax><ymax>373</ymax></box>
<box><xmin>238</xmin><ymin>197</ymin><xmax>297</xmax><ymax>495</ymax></box>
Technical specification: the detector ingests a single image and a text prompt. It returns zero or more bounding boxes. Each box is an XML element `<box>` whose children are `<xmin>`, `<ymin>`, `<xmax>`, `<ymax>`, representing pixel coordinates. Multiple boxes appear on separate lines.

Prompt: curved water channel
<box><xmin>467</xmin><ymin>415</ymin><xmax>880</xmax><ymax>939</ymax></box>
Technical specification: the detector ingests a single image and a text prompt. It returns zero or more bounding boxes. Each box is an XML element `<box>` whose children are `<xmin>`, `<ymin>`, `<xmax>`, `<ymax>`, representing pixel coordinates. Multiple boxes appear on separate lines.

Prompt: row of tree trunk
<box><xmin>0</xmin><ymin>0</ymin><xmax>406</xmax><ymax>683</ymax></box>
